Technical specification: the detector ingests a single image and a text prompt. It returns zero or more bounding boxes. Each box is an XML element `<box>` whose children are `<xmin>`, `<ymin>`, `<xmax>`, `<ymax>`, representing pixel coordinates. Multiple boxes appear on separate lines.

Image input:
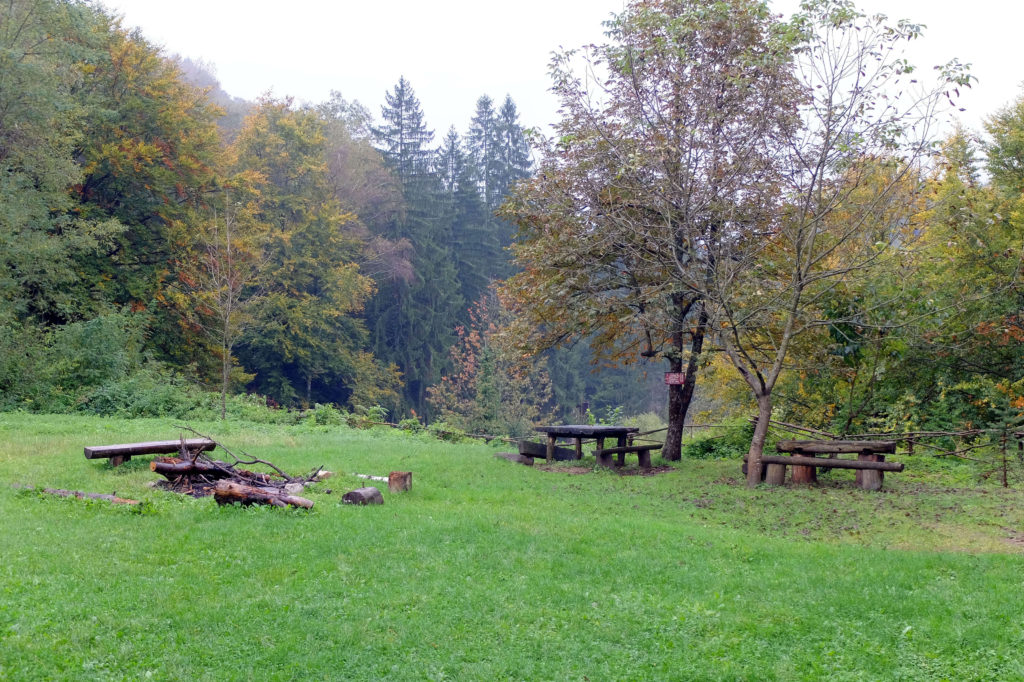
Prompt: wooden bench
<box><xmin>84</xmin><ymin>439</ymin><xmax>215</xmax><ymax>467</ymax></box>
<box><xmin>762</xmin><ymin>440</ymin><xmax>901</xmax><ymax>490</ymax></box>
<box><xmin>518</xmin><ymin>440</ymin><xmax>579</xmax><ymax>462</ymax></box>
<box><xmin>594</xmin><ymin>443</ymin><xmax>662</xmax><ymax>469</ymax></box>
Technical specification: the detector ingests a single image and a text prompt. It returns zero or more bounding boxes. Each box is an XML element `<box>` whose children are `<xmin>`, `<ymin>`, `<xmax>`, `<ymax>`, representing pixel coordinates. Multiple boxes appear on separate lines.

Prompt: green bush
<box><xmin>427</xmin><ymin>420</ymin><xmax>468</xmax><ymax>443</ymax></box>
<box><xmin>682</xmin><ymin>420</ymin><xmax>754</xmax><ymax>460</ymax></box>
<box><xmin>310</xmin><ymin>403</ymin><xmax>345</xmax><ymax>426</ymax></box>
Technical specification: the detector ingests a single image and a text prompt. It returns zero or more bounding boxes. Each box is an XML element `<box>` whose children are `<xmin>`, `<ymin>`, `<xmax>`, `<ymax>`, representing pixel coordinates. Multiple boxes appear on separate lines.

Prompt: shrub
<box><xmin>682</xmin><ymin>420</ymin><xmax>755</xmax><ymax>460</ymax></box>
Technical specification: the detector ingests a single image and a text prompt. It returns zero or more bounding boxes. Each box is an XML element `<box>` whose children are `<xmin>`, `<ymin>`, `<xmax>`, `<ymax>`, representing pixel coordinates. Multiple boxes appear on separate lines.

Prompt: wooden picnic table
<box><xmin>534</xmin><ymin>425</ymin><xmax>640</xmax><ymax>466</ymax></box>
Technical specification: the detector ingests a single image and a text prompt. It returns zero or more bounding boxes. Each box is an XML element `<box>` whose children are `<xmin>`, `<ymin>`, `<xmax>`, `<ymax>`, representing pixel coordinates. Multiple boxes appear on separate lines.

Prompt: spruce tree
<box><xmin>437</xmin><ymin>128</ymin><xmax>496</xmax><ymax>325</ymax></box>
<box><xmin>466</xmin><ymin>95</ymin><xmax>502</xmax><ymax>210</ymax></box>
<box><xmin>368</xmin><ymin>78</ymin><xmax>462</xmax><ymax>415</ymax></box>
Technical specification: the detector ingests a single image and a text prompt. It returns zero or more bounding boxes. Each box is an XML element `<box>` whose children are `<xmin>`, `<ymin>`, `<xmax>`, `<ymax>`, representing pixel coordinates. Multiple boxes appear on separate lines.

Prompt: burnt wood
<box><xmin>150</xmin><ymin>458</ymin><xmax>235</xmax><ymax>478</ymax></box>
<box><xmin>213</xmin><ymin>480</ymin><xmax>314</xmax><ymax>509</ymax></box>
<box><xmin>342</xmin><ymin>487</ymin><xmax>384</xmax><ymax>505</ymax></box>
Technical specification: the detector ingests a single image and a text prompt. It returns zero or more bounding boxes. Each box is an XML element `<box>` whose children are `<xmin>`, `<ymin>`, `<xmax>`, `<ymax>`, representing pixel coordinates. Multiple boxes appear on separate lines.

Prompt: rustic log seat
<box><xmin>84</xmin><ymin>439</ymin><xmax>216</xmax><ymax>467</ymax></box>
<box><xmin>518</xmin><ymin>440</ymin><xmax>579</xmax><ymax>462</ymax></box>
<box><xmin>765</xmin><ymin>440</ymin><xmax>900</xmax><ymax>490</ymax></box>
<box><xmin>594</xmin><ymin>443</ymin><xmax>662</xmax><ymax>469</ymax></box>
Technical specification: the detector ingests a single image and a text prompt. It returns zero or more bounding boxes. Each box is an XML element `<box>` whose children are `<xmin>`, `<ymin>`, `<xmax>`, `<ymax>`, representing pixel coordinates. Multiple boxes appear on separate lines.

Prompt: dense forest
<box><xmin>0</xmin><ymin>0</ymin><xmax>1021</xmax><ymax>457</ymax></box>
<box><xmin>0</xmin><ymin>0</ymin><xmax>665</xmax><ymax>433</ymax></box>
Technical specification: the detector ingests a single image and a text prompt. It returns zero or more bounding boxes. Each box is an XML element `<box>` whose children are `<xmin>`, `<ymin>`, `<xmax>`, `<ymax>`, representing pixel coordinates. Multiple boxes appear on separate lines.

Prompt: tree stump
<box><xmin>855</xmin><ymin>452</ymin><xmax>885</xmax><ymax>491</ymax></box>
<box><xmin>388</xmin><ymin>471</ymin><xmax>412</xmax><ymax>492</ymax></box>
<box><xmin>789</xmin><ymin>449</ymin><xmax>817</xmax><ymax>484</ymax></box>
<box><xmin>342</xmin><ymin>487</ymin><xmax>384</xmax><ymax>505</ymax></box>
<box><xmin>765</xmin><ymin>463</ymin><xmax>787</xmax><ymax>486</ymax></box>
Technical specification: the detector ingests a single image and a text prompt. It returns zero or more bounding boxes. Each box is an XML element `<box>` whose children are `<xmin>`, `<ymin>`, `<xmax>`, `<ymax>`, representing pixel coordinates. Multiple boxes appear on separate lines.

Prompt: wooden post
<box><xmin>789</xmin><ymin>449</ymin><xmax>817</xmax><ymax>484</ymax></box>
<box><xmin>765</xmin><ymin>463</ymin><xmax>786</xmax><ymax>486</ymax></box>
<box><xmin>388</xmin><ymin>471</ymin><xmax>412</xmax><ymax>493</ymax></box>
<box><xmin>615</xmin><ymin>435</ymin><xmax>627</xmax><ymax>467</ymax></box>
<box><xmin>574</xmin><ymin>438</ymin><xmax>583</xmax><ymax>460</ymax></box>
<box><xmin>856</xmin><ymin>451</ymin><xmax>884</xmax><ymax>491</ymax></box>
<box><xmin>110</xmin><ymin>455</ymin><xmax>129</xmax><ymax>467</ymax></box>
<box><xmin>546</xmin><ymin>434</ymin><xmax>556</xmax><ymax>464</ymax></box>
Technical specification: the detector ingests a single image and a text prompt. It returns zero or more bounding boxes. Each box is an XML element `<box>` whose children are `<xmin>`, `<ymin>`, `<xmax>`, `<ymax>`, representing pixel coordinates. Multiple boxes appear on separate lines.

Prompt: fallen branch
<box><xmin>15</xmin><ymin>485</ymin><xmax>139</xmax><ymax>506</ymax></box>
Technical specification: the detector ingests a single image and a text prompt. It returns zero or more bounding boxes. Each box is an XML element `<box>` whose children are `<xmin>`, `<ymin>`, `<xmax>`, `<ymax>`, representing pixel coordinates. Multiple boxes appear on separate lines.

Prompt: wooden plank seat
<box><xmin>518</xmin><ymin>440</ymin><xmax>579</xmax><ymax>462</ymax></box>
<box><xmin>84</xmin><ymin>439</ymin><xmax>215</xmax><ymax>467</ymax></box>
<box><xmin>594</xmin><ymin>443</ymin><xmax>662</xmax><ymax>469</ymax></box>
<box><xmin>766</xmin><ymin>440</ymin><xmax>900</xmax><ymax>490</ymax></box>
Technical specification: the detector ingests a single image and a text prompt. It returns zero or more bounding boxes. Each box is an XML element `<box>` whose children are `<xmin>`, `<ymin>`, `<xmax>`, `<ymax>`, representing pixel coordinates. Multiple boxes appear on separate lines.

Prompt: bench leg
<box><xmin>638</xmin><ymin>449</ymin><xmax>652</xmax><ymax>469</ymax></box>
<box><xmin>858</xmin><ymin>453</ymin><xmax>884</xmax><ymax>491</ymax></box>
<box><xmin>596</xmin><ymin>450</ymin><xmax>613</xmax><ymax>467</ymax></box>
<box><xmin>790</xmin><ymin>453</ymin><xmax>817</xmax><ymax>484</ymax></box>
<box><xmin>765</xmin><ymin>463</ymin><xmax>786</xmax><ymax>486</ymax></box>
<box><xmin>110</xmin><ymin>455</ymin><xmax>129</xmax><ymax>467</ymax></box>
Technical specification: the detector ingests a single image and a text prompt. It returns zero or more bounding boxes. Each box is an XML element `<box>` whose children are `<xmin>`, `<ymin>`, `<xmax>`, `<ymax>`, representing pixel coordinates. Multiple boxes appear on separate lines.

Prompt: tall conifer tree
<box><xmin>369</xmin><ymin>78</ymin><xmax>462</xmax><ymax>414</ymax></box>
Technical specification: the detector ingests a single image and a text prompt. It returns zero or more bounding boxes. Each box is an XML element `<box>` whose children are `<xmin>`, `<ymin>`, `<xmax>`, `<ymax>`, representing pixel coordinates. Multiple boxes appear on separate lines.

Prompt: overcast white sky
<box><xmin>98</xmin><ymin>0</ymin><xmax>1021</xmax><ymax>138</ymax></box>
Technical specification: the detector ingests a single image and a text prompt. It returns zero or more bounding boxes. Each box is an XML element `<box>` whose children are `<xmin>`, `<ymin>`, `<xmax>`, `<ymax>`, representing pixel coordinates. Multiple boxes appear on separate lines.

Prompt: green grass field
<box><xmin>2</xmin><ymin>413</ymin><xmax>1023</xmax><ymax>680</ymax></box>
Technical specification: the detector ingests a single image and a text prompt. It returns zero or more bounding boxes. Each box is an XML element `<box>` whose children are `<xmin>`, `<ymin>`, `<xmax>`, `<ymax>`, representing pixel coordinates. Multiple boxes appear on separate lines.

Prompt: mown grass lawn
<box><xmin>1</xmin><ymin>413</ymin><xmax>1023</xmax><ymax>680</ymax></box>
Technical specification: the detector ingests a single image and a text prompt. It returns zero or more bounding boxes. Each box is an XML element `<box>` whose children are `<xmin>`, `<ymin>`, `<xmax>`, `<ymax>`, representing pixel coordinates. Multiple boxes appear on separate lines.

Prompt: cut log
<box><xmin>388</xmin><ymin>471</ymin><xmax>412</xmax><ymax>492</ymax></box>
<box><xmin>342</xmin><ymin>487</ymin><xmax>384</xmax><ymax>505</ymax></box>
<box><xmin>495</xmin><ymin>451</ymin><xmax>534</xmax><ymax>466</ymax></box>
<box><xmin>760</xmin><ymin>455</ymin><xmax>904</xmax><ymax>472</ymax></box>
<box><xmin>84</xmin><ymin>439</ymin><xmax>215</xmax><ymax>462</ymax></box>
<box><xmin>213</xmin><ymin>480</ymin><xmax>313</xmax><ymax>509</ymax></box>
<box><xmin>517</xmin><ymin>440</ymin><xmax>578</xmax><ymax>461</ymax></box>
<box><xmin>775</xmin><ymin>440</ymin><xmax>896</xmax><ymax>454</ymax></box>
<box><xmin>855</xmin><ymin>453</ymin><xmax>886</xmax><ymax>491</ymax></box>
<box><xmin>764</xmin><ymin>463</ymin><xmax>787</xmax><ymax>486</ymax></box>
<box><xmin>791</xmin><ymin>460</ymin><xmax>818</xmax><ymax>485</ymax></box>
<box><xmin>150</xmin><ymin>458</ymin><xmax>235</xmax><ymax>479</ymax></box>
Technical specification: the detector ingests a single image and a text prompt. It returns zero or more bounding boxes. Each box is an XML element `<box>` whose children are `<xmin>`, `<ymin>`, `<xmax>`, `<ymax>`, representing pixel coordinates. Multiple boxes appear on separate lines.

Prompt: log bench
<box><xmin>518</xmin><ymin>439</ymin><xmax>580</xmax><ymax>461</ymax></box>
<box><xmin>594</xmin><ymin>443</ymin><xmax>662</xmax><ymax>469</ymax></box>
<box><xmin>84</xmin><ymin>439</ymin><xmax>215</xmax><ymax>467</ymax></box>
<box><xmin>764</xmin><ymin>440</ymin><xmax>900</xmax><ymax>490</ymax></box>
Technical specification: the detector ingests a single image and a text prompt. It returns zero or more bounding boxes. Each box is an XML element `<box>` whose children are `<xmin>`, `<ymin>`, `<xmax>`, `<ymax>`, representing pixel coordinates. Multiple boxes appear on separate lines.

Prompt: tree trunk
<box><xmin>663</xmin><ymin>327</ymin><xmax>686</xmax><ymax>461</ymax></box>
<box><xmin>213</xmin><ymin>480</ymin><xmax>314</xmax><ymax>509</ymax></box>
<box><xmin>745</xmin><ymin>394</ymin><xmax>773</xmax><ymax>487</ymax></box>
<box><xmin>221</xmin><ymin>343</ymin><xmax>229</xmax><ymax>421</ymax></box>
<box><xmin>664</xmin><ymin>303</ymin><xmax>707</xmax><ymax>461</ymax></box>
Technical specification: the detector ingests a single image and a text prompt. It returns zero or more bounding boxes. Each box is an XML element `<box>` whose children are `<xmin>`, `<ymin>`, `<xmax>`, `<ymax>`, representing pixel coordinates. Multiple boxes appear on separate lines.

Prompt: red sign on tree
<box><xmin>664</xmin><ymin>372</ymin><xmax>687</xmax><ymax>385</ymax></box>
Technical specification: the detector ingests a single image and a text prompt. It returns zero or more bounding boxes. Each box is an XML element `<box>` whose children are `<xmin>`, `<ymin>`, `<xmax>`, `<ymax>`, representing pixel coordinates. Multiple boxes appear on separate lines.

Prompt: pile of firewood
<box><xmin>150</xmin><ymin>434</ymin><xmax>323</xmax><ymax>509</ymax></box>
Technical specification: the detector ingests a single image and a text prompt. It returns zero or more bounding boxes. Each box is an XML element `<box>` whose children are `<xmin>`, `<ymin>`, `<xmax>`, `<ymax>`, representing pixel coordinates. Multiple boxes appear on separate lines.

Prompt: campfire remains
<box><xmin>150</xmin><ymin>432</ymin><xmax>321</xmax><ymax>509</ymax></box>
